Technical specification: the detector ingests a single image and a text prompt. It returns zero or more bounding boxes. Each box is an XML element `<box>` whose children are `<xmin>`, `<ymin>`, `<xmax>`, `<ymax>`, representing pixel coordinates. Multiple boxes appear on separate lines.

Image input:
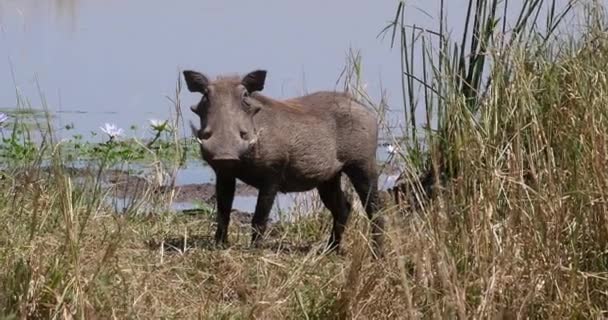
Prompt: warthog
<box><xmin>183</xmin><ymin>69</ymin><xmax>385</xmax><ymax>256</ymax></box>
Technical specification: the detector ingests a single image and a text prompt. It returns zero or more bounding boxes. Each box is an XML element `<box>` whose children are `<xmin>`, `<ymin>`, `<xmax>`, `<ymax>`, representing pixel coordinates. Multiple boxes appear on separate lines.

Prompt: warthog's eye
<box><xmin>239</xmin><ymin>130</ymin><xmax>248</xmax><ymax>140</ymax></box>
<box><xmin>199</xmin><ymin>130</ymin><xmax>212</xmax><ymax>140</ymax></box>
<box><xmin>241</xmin><ymin>91</ymin><xmax>250</xmax><ymax>105</ymax></box>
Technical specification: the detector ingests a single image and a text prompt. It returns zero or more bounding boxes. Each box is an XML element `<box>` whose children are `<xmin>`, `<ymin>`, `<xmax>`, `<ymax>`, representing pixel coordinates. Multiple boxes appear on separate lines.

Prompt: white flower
<box><xmin>386</xmin><ymin>144</ymin><xmax>398</xmax><ymax>154</ymax></box>
<box><xmin>149</xmin><ymin>119</ymin><xmax>169</xmax><ymax>132</ymax></box>
<box><xmin>0</xmin><ymin>113</ymin><xmax>8</xmax><ymax>126</ymax></box>
<box><xmin>100</xmin><ymin>123</ymin><xmax>124</xmax><ymax>139</ymax></box>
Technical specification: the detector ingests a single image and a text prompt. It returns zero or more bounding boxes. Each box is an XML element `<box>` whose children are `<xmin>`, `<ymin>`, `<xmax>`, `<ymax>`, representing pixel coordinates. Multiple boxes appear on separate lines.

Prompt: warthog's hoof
<box><xmin>212</xmin><ymin>240</ymin><xmax>230</xmax><ymax>250</ymax></box>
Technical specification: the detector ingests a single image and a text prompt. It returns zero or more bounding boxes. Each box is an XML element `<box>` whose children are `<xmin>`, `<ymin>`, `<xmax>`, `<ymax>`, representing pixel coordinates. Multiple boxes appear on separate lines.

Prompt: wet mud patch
<box><xmin>103</xmin><ymin>170</ymin><xmax>257</xmax><ymax>202</ymax></box>
<box><xmin>181</xmin><ymin>207</ymin><xmax>255</xmax><ymax>225</ymax></box>
<box><xmin>42</xmin><ymin>165</ymin><xmax>257</xmax><ymax>202</ymax></box>
<box><xmin>29</xmin><ymin>163</ymin><xmax>402</xmax><ymax>215</ymax></box>
<box><xmin>172</xmin><ymin>183</ymin><xmax>257</xmax><ymax>203</ymax></box>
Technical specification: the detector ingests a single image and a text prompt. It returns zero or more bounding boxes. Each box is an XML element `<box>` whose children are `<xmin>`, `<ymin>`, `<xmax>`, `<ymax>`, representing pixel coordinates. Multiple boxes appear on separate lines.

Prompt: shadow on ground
<box><xmin>145</xmin><ymin>235</ymin><xmax>317</xmax><ymax>255</ymax></box>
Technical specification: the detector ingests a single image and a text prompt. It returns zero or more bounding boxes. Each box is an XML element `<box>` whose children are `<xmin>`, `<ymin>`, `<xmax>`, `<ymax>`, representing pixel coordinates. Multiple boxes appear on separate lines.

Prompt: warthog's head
<box><xmin>183</xmin><ymin>69</ymin><xmax>266</xmax><ymax>168</ymax></box>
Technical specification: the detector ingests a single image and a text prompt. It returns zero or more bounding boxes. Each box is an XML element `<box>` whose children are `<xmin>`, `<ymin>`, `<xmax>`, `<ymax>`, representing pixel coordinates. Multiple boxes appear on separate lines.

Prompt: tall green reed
<box><xmin>383</xmin><ymin>0</ymin><xmax>576</xmax><ymax>194</ymax></box>
<box><xmin>379</xmin><ymin>0</ymin><xmax>608</xmax><ymax>316</ymax></box>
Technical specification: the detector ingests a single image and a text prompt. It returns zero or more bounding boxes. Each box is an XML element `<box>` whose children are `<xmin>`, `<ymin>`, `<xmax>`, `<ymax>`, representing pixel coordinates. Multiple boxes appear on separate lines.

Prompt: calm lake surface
<box><xmin>0</xmin><ymin>0</ymin><xmax>581</xmax><ymax>213</ymax></box>
<box><xmin>1</xmin><ymin>0</ymin><xmax>576</xmax><ymax>136</ymax></box>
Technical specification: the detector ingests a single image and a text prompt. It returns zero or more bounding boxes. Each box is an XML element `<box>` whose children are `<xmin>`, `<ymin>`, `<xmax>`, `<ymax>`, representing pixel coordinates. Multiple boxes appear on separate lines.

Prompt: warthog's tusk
<box><xmin>249</xmin><ymin>128</ymin><xmax>264</xmax><ymax>145</ymax></box>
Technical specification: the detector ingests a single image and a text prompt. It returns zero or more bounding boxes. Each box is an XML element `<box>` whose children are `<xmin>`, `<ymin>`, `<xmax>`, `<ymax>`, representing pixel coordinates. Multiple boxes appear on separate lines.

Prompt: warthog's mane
<box><xmin>211</xmin><ymin>74</ymin><xmax>305</xmax><ymax>113</ymax></box>
<box><xmin>213</xmin><ymin>74</ymin><xmax>241</xmax><ymax>82</ymax></box>
<box><xmin>251</xmin><ymin>93</ymin><xmax>305</xmax><ymax>113</ymax></box>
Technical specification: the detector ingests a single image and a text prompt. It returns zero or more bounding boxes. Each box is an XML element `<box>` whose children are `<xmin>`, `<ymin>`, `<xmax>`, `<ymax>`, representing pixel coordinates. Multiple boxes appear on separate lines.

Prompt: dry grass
<box><xmin>0</xmin><ymin>172</ymin><xmax>403</xmax><ymax>319</ymax></box>
<box><xmin>2</xmin><ymin>1</ymin><xmax>608</xmax><ymax>319</ymax></box>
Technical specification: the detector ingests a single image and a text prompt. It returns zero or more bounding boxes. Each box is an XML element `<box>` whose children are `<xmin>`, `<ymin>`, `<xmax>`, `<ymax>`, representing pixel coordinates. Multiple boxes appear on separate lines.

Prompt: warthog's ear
<box><xmin>241</xmin><ymin>70</ymin><xmax>267</xmax><ymax>93</ymax></box>
<box><xmin>183</xmin><ymin>70</ymin><xmax>209</xmax><ymax>93</ymax></box>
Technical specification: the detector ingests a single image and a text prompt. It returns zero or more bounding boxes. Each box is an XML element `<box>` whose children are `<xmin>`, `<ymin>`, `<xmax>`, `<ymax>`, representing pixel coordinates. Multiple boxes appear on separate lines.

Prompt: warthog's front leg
<box><xmin>215</xmin><ymin>174</ymin><xmax>236</xmax><ymax>246</ymax></box>
<box><xmin>251</xmin><ymin>186</ymin><xmax>278</xmax><ymax>246</ymax></box>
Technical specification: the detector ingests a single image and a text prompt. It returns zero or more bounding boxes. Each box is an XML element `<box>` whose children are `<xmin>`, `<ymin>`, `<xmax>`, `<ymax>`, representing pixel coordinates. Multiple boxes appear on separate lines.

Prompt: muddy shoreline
<box><xmin>32</xmin><ymin>162</ymin><xmax>402</xmax><ymax>203</ymax></box>
<box><xmin>105</xmin><ymin>172</ymin><xmax>258</xmax><ymax>201</ymax></box>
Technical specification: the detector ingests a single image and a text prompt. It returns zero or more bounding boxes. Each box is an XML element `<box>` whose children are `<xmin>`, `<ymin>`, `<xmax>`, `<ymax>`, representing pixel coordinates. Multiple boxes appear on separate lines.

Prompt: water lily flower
<box><xmin>0</xmin><ymin>113</ymin><xmax>8</xmax><ymax>126</ymax></box>
<box><xmin>149</xmin><ymin>119</ymin><xmax>169</xmax><ymax>132</ymax></box>
<box><xmin>386</xmin><ymin>144</ymin><xmax>398</xmax><ymax>154</ymax></box>
<box><xmin>100</xmin><ymin>123</ymin><xmax>124</xmax><ymax>140</ymax></box>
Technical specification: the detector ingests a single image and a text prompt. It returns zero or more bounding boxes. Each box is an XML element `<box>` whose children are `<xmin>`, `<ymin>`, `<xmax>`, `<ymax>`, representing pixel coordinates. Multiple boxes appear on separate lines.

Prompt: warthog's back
<box><xmin>244</xmin><ymin>91</ymin><xmax>379</xmax><ymax>192</ymax></box>
<box><xmin>287</xmin><ymin>91</ymin><xmax>379</xmax><ymax>165</ymax></box>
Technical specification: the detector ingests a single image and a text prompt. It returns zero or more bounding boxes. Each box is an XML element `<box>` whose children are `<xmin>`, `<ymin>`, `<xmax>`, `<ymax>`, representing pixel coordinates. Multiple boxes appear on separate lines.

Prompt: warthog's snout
<box><xmin>204</xmin><ymin>136</ymin><xmax>250</xmax><ymax>162</ymax></box>
<box><xmin>194</xmin><ymin>125</ymin><xmax>252</xmax><ymax>166</ymax></box>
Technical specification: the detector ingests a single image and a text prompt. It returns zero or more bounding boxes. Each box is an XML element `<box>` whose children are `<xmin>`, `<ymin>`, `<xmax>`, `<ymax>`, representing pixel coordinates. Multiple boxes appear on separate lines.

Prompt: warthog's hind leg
<box><xmin>344</xmin><ymin>164</ymin><xmax>385</xmax><ymax>258</ymax></box>
<box><xmin>317</xmin><ymin>174</ymin><xmax>352</xmax><ymax>253</ymax></box>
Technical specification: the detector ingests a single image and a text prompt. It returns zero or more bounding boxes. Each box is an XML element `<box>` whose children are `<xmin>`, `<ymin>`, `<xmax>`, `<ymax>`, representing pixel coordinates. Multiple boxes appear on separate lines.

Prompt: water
<box><xmin>1</xmin><ymin>0</ymin><xmax>401</xmax><ymax>136</ymax></box>
<box><xmin>102</xmin><ymin>149</ymin><xmax>400</xmax><ymax>216</ymax></box>
<box><xmin>0</xmin><ymin>1</ymin><xmax>579</xmax><ymax>135</ymax></box>
<box><xmin>0</xmin><ymin>0</ymin><xmax>579</xmax><ymax>213</ymax></box>
<box><xmin>99</xmin><ymin>159</ymin><xmax>400</xmax><ymax>218</ymax></box>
